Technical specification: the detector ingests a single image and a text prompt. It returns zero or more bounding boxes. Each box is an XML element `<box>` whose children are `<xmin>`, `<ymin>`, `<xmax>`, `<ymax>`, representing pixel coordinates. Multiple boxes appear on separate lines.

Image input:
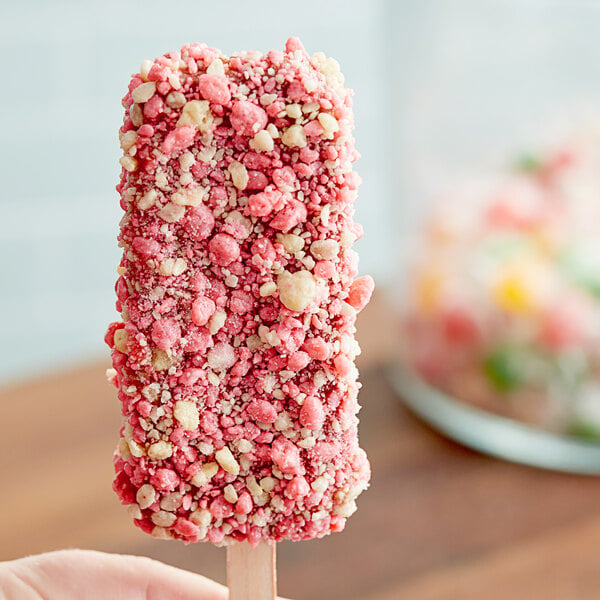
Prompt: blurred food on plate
<box><xmin>400</xmin><ymin>122</ymin><xmax>600</xmax><ymax>440</ymax></box>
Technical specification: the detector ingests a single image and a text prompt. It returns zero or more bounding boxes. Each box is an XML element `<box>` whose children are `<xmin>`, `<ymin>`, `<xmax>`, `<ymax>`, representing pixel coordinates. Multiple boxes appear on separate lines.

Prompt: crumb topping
<box><xmin>107</xmin><ymin>37</ymin><xmax>373</xmax><ymax>547</ymax></box>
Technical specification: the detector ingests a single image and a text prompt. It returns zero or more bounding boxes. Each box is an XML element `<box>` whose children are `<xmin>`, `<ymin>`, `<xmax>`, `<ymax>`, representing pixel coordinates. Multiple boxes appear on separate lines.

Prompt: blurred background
<box><xmin>4</xmin><ymin>0</ymin><xmax>600</xmax><ymax>384</ymax></box>
<box><xmin>4</xmin><ymin>1</ymin><xmax>600</xmax><ymax>598</ymax></box>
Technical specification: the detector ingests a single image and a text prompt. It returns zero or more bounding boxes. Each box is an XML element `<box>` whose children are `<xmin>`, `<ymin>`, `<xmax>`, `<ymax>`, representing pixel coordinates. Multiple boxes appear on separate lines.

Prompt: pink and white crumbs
<box><xmin>106</xmin><ymin>37</ymin><xmax>374</xmax><ymax>546</ymax></box>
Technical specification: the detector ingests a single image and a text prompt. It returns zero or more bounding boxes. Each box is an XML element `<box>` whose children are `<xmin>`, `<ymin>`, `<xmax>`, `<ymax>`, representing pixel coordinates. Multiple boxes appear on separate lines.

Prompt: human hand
<box><xmin>0</xmin><ymin>549</ymin><xmax>228</xmax><ymax>599</ymax></box>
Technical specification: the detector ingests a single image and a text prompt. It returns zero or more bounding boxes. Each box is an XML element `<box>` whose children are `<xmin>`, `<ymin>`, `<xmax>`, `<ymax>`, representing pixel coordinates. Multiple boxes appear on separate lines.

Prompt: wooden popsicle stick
<box><xmin>227</xmin><ymin>541</ymin><xmax>277</xmax><ymax>600</ymax></box>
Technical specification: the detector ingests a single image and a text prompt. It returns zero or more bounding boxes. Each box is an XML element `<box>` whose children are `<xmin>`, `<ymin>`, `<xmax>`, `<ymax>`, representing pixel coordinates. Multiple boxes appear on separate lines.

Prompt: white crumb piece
<box><xmin>285</xmin><ymin>103</ymin><xmax>302</xmax><ymax>119</ymax></box>
<box><xmin>266</xmin><ymin>123</ymin><xmax>279</xmax><ymax>138</ymax></box>
<box><xmin>158</xmin><ymin>202</ymin><xmax>185</xmax><ymax>223</ymax></box>
<box><xmin>105</xmin><ymin>368</ymin><xmax>117</xmax><ymax>384</ymax></box>
<box><xmin>166</xmin><ymin>91</ymin><xmax>186</xmax><ymax>108</ymax></box>
<box><xmin>228</xmin><ymin>161</ymin><xmax>249</xmax><ymax>190</ymax></box>
<box><xmin>236</xmin><ymin>439</ymin><xmax>253</xmax><ymax>453</ymax></box>
<box><xmin>172</xmin><ymin>258</ymin><xmax>188</xmax><ymax>276</ymax></box>
<box><xmin>207</xmin><ymin>342</ymin><xmax>236</xmax><ymax>371</ymax></box>
<box><xmin>127</xmin><ymin>504</ymin><xmax>142</xmax><ymax>520</ymax></box>
<box><xmin>318</xmin><ymin>112</ymin><xmax>340</xmax><ymax>138</ymax></box>
<box><xmin>311</xmin><ymin>475</ymin><xmax>329</xmax><ymax>493</ymax></box>
<box><xmin>189</xmin><ymin>508</ymin><xmax>212</xmax><ymax>527</ymax></box>
<box><xmin>173</xmin><ymin>400</ymin><xmax>200</xmax><ymax>431</ymax></box>
<box><xmin>259</xmin><ymin>281</ymin><xmax>277</xmax><ymax>297</ymax></box>
<box><xmin>136</xmin><ymin>483</ymin><xmax>156</xmax><ymax>509</ymax></box>
<box><xmin>310</xmin><ymin>239</ymin><xmax>339</xmax><ymax>260</ymax></box>
<box><xmin>160</xmin><ymin>492</ymin><xmax>182</xmax><ymax>512</ymax></box>
<box><xmin>245</xmin><ymin>334</ymin><xmax>262</xmax><ymax>351</ymax></box>
<box><xmin>260</xmin><ymin>93</ymin><xmax>277</xmax><ymax>106</ymax></box>
<box><xmin>334</xmin><ymin>500</ymin><xmax>357</xmax><ymax>518</ymax></box>
<box><xmin>274</xmin><ymin>412</ymin><xmax>293</xmax><ymax>432</ymax></box>
<box><xmin>179</xmin><ymin>151</ymin><xmax>196</xmax><ymax>171</ymax></box>
<box><xmin>277</xmin><ymin>270</ymin><xmax>316</xmax><ymax>312</ymax></box>
<box><xmin>113</xmin><ymin>329</ymin><xmax>129</xmax><ymax>353</ymax></box>
<box><xmin>138</xmin><ymin>189</ymin><xmax>157</xmax><ymax>210</ymax></box>
<box><xmin>302</xmin><ymin>102</ymin><xmax>319</xmax><ymax>114</ymax></box>
<box><xmin>249</xmin><ymin>130</ymin><xmax>274</xmax><ymax>152</ymax></box>
<box><xmin>224</xmin><ymin>484</ymin><xmax>238</xmax><ymax>504</ymax></box>
<box><xmin>120</xmin><ymin>130</ymin><xmax>137</xmax><ymax>151</ymax></box>
<box><xmin>130</xmin><ymin>103</ymin><xmax>143</xmax><ymax>127</ymax></box>
<box><xmin>206</xmin><ymin>58</ymin><xmax>225</xmax><ymax>76</ymax></box>
<box><xmin>147</xmin><ymin>440</ymin><xmax>173</xmax><ymax>460</ymax></box>
<box><xmin>191</xmin><ymin>462</ymin><xmax>219</xmax><ymax>487</ymax></box>
<box><xmin>155</xmin><ymin>170</ymin><xmax>169</xmax><ymax>190</ymax></box>
<box><xmin>171</xmin><ymin>186</ymin><xmax>207</xmax><ymax>206</ymax></box>
<box><xmin>276</xmin><ymin>233</ymin><xmax>304</xmax><ymax>253</ymax></box>
<box><xmin>119</xmin><ymin>155</ymin><xmax>138</xmax><ymax>172</ymax></box>
<box><xmin>215</xmin><ymin>446</ymin><xmax>240</xmax><ymax>476</ymax></box>
<box><xmin>131</xmin><ymin>81</ymin><xmax>156</xmax><ymax>104</ymax></box>
<box><xmin>128</xmin><ymin>439</ymin><xmax>145</xmax><ymax>458</ymax></box>
<box><xmin>151</xmin><ymin>510</ymin><xmax>177</xmax><ymax>527</ymax></box>
<box><xmin>281</xmin><ymin>124</ymin><xmax>307</xmax><ymax>148</ymax></box>
<box><xmin>177</xmin><ymin>100</ymin><xmax>213</xmax><ymax>133</ymax></box>
<box><xmin>208</xmin><ymin>310</ymin><xmax>227</xmax><ymax>334</ymax></box>
<box><xmin>140</xmin><ymin>59</ymin><xmax>153</xmax><ymax>81</ymax></box>
<box><xmin>259</xmin><ymin>477</ymin><xmax>276</xmax><ymax>492</ymax></box>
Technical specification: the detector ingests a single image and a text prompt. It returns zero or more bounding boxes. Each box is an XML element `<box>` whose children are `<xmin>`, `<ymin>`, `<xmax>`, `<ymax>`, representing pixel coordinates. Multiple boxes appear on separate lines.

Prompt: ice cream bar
<box><xmin>106</xmin><ymin>37</ymin><xmax>373</xmax><ymax>546</ymax></box>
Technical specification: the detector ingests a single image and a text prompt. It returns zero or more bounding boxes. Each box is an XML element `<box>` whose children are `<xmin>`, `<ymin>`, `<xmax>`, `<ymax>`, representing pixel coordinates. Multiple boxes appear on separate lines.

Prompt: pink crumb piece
<box><xmin>247</xmin><ymin>399</ymin><xmax>278</xmax><ymax>424</ymax></box>
<box><xmin>137</xmin><ymin>124</ymin><xmax>154</xmax><ymax>137</ymax></box>
<box><xmin>271</xmin><ymin>436</ymin><xmax>303</xmax><ymax>475</ymax></box>
<box><xmin>185</xmin><ymin>205</ymin><xmax>215</xmax><ymax>241</ymax></box>
<box><xmin>302</xmin><ymin>337</ymin><xmax>331</xmax><ymax>361</ymax></box>
<box><xmin>247</xmin><ymin>170</ymin><xmax>268</xmax><ymax>190</ymax></box>
<box><xmin>150</xmin><ymin>468</ymin><xmax>180</xmax><ymax>492</ymax></box>
<box><xmin>208</xmin><ymin>233</ymin><xmax>240</xmax><ymax>266</ymax></box>
<box><xmin>161</xmin><ymin>125</ymin><xmax>196</xmax><ymax>155</ymax></box>
<box><xmin>191</xmin><ymin>296</ymin><xmax>216</xmax><ymax>326</ymax></box>
<box><xmin>210</xmin><ymin>496</ymin><xmax>234</xmax><ymax>519</ymax></box>
<box><xmin>304</xmin><ymin>121</ymin><xmax>324</xmax><ymax>138</ymax></box>
<box><xmin>198</xmin><ymin>74</ymin><xmax>231</xmax><ymax>105</ymax></box>
<box><xmin>270</xmin><ymin>200</ymin><xmax>307</xmax><ymax>232</ymax></box>
<box><xmin>230</xmin><ymin>290</ymin><xmax>254</xmax><ymax>314</ymax></box>
<box><xmin>347</xmin><ymin>275</ymin><xmax>375</xmax><ymax>312</ymax></box>
<box><xmin>299</xmin><ymin>396</ymin><xmax>325</xmax><ymax>430</ymax></box>
<box><xmin>207</xmin><ymin>342</ymin><xmax>236</xmax><ymax>371</ymax></box>
<box><xmin>248</xmin><ymin>190</ymin><xmax>284</xmax><ymax>217</ymax></box>
<box><xmin>151</xmin><ymin>318</ymin><xmax>181</xmax><ymax>350</ymax></box>
<box><xmin>285</xmin><ymin>475</ymin><xmax>310</xmax><ymax>499</ymax></box>
<box><xmin>132</xmin><ymin>237</ymin><xmax>162</xmax><ymax>260</ymax></box>
<box><xmin>299</xmin><ymin>146</ymin><xmax>319</xmax><ymax>163</ymax></box>
<box><xmin>144</xmin><ymin>95</ymin><xmax>164</xmax><ymax>120</ymax></box>
<box><xmin>235</xmin><ymin>491</ymin><xmax>253</xmax><ymax>515</ymax></box>
<box><xmin>314</xmin><ymin>260</ymin><xmax>336</xmax><ymax>279</ymax></box>
<box><xmin>230</xmin><ymin>100</ymin><xmax>268</xmax><ymax>136</ymax></box>
<box><xmin>287</xmin><ymin>351</ymin><xmax>310</xmax><ymax>371</ymax></box>
<box><xmin>174</xmin><ymin>517</ymin><xmax>200</xmax><ymax>538</ymax></box>
<box><xmin>208</xmin><ymin>528</ymin><xmax>225</xmax><ymax>544</ymax></box>
<box><xmin>333</xmin><ymin>354</ymin><xmax>354</xmax><ymax>378</ymax></box>
<box><xmin>272</xmin><ymin>167</ymin><xmax>297</xmax><ymax>192</ymax></box>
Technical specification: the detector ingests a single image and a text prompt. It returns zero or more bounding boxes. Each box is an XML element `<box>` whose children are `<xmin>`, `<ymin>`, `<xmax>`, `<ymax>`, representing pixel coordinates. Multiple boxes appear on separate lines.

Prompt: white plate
<box><xmin>386</xmin><ymin>366</ymin><xmax>600</xmax><ymax>475</ymax></box>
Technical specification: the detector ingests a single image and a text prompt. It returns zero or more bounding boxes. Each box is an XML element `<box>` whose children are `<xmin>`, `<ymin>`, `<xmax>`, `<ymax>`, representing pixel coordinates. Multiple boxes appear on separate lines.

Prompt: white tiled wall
<box><xmin>0</xmin><ymin>0</ymin><xmax>395</xmax><ymax>382</ymax></box>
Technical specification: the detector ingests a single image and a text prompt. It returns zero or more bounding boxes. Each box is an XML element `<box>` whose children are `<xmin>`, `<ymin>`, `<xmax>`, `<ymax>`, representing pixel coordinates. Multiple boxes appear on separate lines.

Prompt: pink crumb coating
<box><xmin>108</xmin><ymin>37</ymin><xmax>372</xmax><ymax>547</ymax></box>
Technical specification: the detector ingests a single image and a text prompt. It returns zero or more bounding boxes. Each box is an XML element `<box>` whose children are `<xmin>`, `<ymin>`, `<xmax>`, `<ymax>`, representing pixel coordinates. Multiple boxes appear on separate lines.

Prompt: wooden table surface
<box><xmin>3</xmin><ymin>298</ymin><xmax>600</xmax><ymax>599</ymax></box>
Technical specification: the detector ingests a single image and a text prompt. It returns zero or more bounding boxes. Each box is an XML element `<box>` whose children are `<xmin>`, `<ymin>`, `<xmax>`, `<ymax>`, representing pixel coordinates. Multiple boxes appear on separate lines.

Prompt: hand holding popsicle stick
<box><xmin>0</xmin><ymin>550</ymin><xmax>228</xmax><ymax>599</ymax></box>
<box><xmin>0</xmin><ymin>549</ymin><xmax>291</xmax><ymax>599</ymax></box>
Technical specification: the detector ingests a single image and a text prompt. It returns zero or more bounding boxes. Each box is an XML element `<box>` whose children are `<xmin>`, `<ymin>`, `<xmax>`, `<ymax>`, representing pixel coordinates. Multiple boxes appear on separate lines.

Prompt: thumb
<box><xmin>1</xmin><ymin>549</ymin><xmax>227</xmax><ymax>599</ymax></box>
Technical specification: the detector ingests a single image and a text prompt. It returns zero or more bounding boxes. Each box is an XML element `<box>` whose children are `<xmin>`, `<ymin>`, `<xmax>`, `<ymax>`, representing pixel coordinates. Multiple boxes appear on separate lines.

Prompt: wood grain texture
<box><xmin>2</xmin><ymin>297</ymin><xmax>600</xmax><ymax>599</ymax></box>
<box><xmin>227</xmin><ymin>543</ymin><xmax>276</xmax><ymax>600</ymax></box>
